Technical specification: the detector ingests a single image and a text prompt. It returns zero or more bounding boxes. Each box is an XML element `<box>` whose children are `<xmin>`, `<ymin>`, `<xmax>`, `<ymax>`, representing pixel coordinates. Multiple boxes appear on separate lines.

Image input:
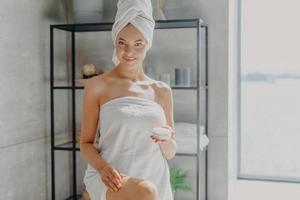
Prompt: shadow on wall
<box><xmin>43</xmin><ymin>0</ymin><xmax>67</xmax><ymax>21</ymax></box>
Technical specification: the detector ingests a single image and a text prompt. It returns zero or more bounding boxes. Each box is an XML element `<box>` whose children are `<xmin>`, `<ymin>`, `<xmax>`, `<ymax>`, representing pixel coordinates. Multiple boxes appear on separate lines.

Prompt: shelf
<box><xmin>54</xmin><ymin>141</ymin><xmax>201</xmax><ymax>157</ymax></box>
<box><xmin>171</xmin><ymin>85</ymin><xmax>198</xmax><ymax>90</ymax></box>
<box><xmin>54</xmin><ymin>131</ymin><xmax>81</xmax><ymax>151</ymax></box>
<box><xmin>52</xmin><ymin>85</ymin><xmax>205</xmax><ymax>90</ymax></box>
<box><xmin>51</xmin><ymin>18</ymin><xmax>204</xmax><ymax>32</ymax></box>
<box><xmin>53</xmin><ymin>126</ymin><xmax>208</xmax><ymax>154</ymax></box>
<box><xmin>54</xmin><ymin>141</ymin><xmax>80</xmax><ymax>151</ymax></box>
<box><xmin>53</xmin><ymin>86</ymin><xmax>84</xmax><ymax>90</ymax></box>
<box><xmin>50</xmin><ymin>18</ymin><xmax>208</xmax><ymax>200</ymax></box>
<box><xmin>176</xmin><ymin>152</ymin><xmax>198</xmax><ymax>157</ymax></box>
<box><xmin>54</xmin><ymin>139</ymin><xmax>207</xmax><ymax>157</ymax></box>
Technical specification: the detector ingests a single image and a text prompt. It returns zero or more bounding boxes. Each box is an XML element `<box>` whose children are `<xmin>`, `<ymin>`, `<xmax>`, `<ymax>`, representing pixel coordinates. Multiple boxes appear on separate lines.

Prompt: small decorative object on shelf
<box><xmin>81</xmin><ymin>64</ymin><xmax>100</xmax><ymax>79</ymax></box>
<box><xmin>170</xmin><ymin>166</ymin><xmax>193</xmax><ymax>198</ymax></box>
<box><xmin>75</xmin><ymin>64</ymin><xmax>106</xmax><ymax>85</ymax></box>
<box><xmin>175</xmin><ymin>67</ymin><xmax>191</xmax><ymax>87</ymax></box>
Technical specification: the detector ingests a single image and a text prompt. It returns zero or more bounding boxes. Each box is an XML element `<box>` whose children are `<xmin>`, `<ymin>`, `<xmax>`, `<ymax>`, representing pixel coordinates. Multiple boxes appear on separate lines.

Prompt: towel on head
<box><xmin>111</xmin><ymin>0</ymin><xmax>155</xmax><ymax>65</ymax></box>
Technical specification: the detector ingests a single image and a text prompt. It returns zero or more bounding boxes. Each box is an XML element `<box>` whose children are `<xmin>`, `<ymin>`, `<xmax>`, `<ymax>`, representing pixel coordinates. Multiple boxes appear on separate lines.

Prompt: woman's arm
<box><xmin>79</xmin><ymin>78</ymin><xmax>109</xmax><ymax>173</ymax></box>
<box><xmin>156</xmin><ymin>83</ymin><xmax>178</xmax><ymax>160</ymax></box>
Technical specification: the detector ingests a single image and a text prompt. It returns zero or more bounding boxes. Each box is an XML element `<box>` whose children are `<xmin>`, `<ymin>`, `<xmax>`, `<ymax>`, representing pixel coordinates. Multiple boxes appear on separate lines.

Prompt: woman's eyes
<box><xmin>135</xmin><ymin>43</ymin><xmax>143</xmax><ymax>47</ymax></box>
<box><xmin>117</xmin><ymin>41</ymin><xmax>144</xmax><ymax>47</ymax></box>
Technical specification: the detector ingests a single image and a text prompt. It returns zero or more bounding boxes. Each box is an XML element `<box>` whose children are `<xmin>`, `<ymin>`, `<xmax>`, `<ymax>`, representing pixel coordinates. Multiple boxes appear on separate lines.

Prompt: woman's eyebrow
<box><xmin>119</xmin><ymin>37</ymin><xmax>143</xmax><ymax>42</ymax></box>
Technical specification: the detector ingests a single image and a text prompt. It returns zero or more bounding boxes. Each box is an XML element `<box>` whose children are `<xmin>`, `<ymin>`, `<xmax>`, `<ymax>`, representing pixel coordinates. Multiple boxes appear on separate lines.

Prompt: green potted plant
<box><xmin>169</xmin><ymin>166</ymin><xmax>193</xmax><ymax>198</ymax></box>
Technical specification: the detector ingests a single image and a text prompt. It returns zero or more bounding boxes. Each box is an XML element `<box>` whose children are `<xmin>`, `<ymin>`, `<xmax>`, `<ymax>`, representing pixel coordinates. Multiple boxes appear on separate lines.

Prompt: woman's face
<box><xmin>115</xmin><ymin>23</ymin><xmax>147</xmax><ymax>65</ymax></box>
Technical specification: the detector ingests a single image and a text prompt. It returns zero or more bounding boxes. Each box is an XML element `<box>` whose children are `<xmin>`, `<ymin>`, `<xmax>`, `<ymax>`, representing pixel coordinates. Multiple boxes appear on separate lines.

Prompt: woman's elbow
<box><xmin>79</xmin><ymin>141</ymin><xmax>90</xmax><ymax>153</ymax></box>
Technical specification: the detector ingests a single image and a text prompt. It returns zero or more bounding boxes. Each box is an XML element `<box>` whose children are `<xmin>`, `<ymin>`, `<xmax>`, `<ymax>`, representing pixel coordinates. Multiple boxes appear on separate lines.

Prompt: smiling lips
<box><xmin>123</xmin><ymin>57</ymin><xmax>136</xmax><ymax>62</ymax></box>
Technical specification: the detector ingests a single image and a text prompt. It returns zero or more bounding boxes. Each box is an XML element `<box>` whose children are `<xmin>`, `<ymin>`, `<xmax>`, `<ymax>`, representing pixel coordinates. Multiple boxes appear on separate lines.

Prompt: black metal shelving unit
<box><xmin>50</xmin><ymin>18</ymin><xmax>208</xmax><ymax>200</ymax></box>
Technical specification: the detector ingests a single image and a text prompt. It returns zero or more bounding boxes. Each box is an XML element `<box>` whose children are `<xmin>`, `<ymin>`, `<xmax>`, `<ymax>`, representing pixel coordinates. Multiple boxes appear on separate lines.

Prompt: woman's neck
<box><xmin>114</xmin><ymin>64</ymin><xmax>146</xmax><ymax>82</ymax></box>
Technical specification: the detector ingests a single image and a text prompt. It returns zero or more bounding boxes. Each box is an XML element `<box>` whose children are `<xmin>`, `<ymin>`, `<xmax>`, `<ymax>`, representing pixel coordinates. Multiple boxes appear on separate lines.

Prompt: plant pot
<box><xmin>73</xmin><ymin>0</ymin><xmax>104</xmax><ymax>23</ymax></box>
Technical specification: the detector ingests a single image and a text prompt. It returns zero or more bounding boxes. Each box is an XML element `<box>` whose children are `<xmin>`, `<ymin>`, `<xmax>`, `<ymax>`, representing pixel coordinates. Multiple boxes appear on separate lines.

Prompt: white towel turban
<box><xmin>111</xmin><ymin>0</ymin><xmax>155</xmax><ymax>65</ymax></box>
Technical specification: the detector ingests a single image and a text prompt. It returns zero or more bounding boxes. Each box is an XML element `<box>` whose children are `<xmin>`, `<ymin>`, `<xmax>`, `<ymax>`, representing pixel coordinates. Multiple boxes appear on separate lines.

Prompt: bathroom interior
<box><xmin>1</xmin><ymin>0</ymin><xmax>299</xmax><ymax>199</ymax></box>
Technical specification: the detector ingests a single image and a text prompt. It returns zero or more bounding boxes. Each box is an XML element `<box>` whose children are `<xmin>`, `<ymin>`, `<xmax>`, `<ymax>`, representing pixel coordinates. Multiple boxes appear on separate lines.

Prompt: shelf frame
<box><xmin>50</xmin><ymin>18</ymin><xmax>208</xmax><ymax>200</ymax></box>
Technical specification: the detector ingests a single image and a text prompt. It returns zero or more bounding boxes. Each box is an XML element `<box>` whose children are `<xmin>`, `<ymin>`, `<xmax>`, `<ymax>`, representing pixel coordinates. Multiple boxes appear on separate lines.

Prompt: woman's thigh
<box><xmin>106</xmin><ymin>175</ymin><xmax>158</xmax><ymax>200</ymax></box>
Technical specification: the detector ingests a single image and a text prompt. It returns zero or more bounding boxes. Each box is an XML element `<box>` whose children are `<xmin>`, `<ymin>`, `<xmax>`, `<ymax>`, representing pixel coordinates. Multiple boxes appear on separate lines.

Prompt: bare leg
<box><xmin>106</xmin><ymin>175</ymin><xmax>158</xmax><ymax>200</ymax></box>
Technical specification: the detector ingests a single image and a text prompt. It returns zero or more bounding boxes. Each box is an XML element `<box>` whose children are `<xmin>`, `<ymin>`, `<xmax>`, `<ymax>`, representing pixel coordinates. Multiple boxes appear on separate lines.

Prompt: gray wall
<box><xmin>0</xmin><ymin>0</ymin><xmax>228</xmax><ymax>199</ymax></box>
<box><xmin>0</xmin><ymin>0</ymin><xmax>72</xmax><ymax>199</ymax></box>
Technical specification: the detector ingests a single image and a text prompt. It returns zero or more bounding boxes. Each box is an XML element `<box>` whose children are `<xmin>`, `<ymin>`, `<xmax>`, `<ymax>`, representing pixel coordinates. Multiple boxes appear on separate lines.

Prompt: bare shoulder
<box><xmin>84</xmin><ymin>74</ymin><xmax>105</xmax><ymax>91</ymax></box>
<box><xmin>83</xmin><ymin>74</ymin><xmax>108</xmax><ymax>105</ymax></box>
<box><xmin>152</xmin><ymin>81</ymin><xmax>173</xmax><ymax>108</ymax></box>
<box><xmin>153</xmin><ymin>80</ymin><xmax>172</xmax><ymax>95</ymax></box>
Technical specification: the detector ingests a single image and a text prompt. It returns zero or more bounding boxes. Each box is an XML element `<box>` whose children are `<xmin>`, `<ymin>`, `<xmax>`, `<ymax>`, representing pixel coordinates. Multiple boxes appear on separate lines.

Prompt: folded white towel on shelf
<box><xmin>174</xmin><ymin>122</ymin><xmax>209</xmax><ymax>153</ymax></box>
<box><xmin>111</xmin><ymin>0</ymin><xmax>155</xmax><ymax>65</ymax></box>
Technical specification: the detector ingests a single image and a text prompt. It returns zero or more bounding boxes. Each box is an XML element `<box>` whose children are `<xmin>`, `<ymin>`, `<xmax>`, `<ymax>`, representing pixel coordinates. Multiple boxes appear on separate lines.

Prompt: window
<box><xmin>238</xmin><ymin>0</ymin><xmax>300</xmax><ymax>182</ymax></box>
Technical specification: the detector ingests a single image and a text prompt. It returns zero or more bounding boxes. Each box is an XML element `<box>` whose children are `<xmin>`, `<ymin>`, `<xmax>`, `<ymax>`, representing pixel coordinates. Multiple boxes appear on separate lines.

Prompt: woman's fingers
<box><xmin>116</xmin><ymin>168</ymin><xmax>125</xmax><ymax>178</ymax></box>
<box><xmin>150</xmin><ymin>135</ymin><xmax>159</xmax><ymax>142</ymax></box>
<box><xmin>150</xmin><ymin>135</ymin><xmax>170</xmax><ymax>143</ymax></box>
<box><xmin>150</xmin><ymin>135</ymin><xmax>158</xmax><ymax>140</ymax></box>
<box><xmin>151</xmin><ymin>137</ymin><xmax>160</xmax><ymax>143</ymax></box>
<box><xmin>102</xmin><ymin>173</ymin><xmax>121</xmax><ymax>192</ymax></box>
<box><xmin>108</xmin><ymin>170</ymin><xmax>122</xmax><ymax>189</ymax></box>
<box><xmin>112</xmin><ymin>175</ymin><xmax>122</xmax><ymax>188</ymax></box>
<box><xmin>107</xmin><ymin>180</ymin><xmax>118</xmax><ymax>192</ymax></box>
<box><xmin>99</xmin><ymin>164</ymin><xmax>125</xmax><ymax>192</ymax></box>
<box><xmin>112</xmin><ymin>168</ymin><xmax>122</xmax><ymax>182</ymax></box>
<box><xmin>112</xmin><ymin>180</ymin><xmax>120</xmax><ymax>192</ymax></box>
<box><xmin>109</xmin><ymin>170</ymin><xmax>121</xmax><ymax>189</ymax></box>
<box><xmin>104</xmin><ymin>176</ymin><xmax>119</xmax><ymax>192</ymax></box>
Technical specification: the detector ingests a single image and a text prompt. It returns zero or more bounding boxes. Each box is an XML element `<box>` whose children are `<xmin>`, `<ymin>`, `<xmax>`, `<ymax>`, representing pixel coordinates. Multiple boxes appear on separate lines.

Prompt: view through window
<box><xmin>239</xmin><ymin>0</ymin><xmax>300</xmax><ymax>182</ymax></box>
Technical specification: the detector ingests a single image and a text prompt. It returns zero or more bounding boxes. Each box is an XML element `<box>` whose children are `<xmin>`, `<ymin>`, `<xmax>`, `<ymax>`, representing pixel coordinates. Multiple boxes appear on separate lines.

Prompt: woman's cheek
<box><xmin>137</xmin><ymin>48</ymin><xmax>147</xmax><ymax>59</ymax></box>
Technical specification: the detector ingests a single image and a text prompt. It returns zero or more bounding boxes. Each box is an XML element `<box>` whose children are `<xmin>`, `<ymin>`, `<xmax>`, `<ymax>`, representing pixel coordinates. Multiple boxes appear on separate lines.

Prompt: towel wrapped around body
<box><xmin>83</xmin><ymin>96</ymin><xmax>173</xmax><ymax>200</ymax></box>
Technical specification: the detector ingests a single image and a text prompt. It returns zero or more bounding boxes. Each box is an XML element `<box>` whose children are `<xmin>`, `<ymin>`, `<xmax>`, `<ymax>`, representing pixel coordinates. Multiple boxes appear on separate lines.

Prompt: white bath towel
<box><xmin>83</xmin><ymin>96</ymin><xmax>173</xmax><ymax>200</ymax></box>
<box><xmin>174</xmin><ymin>122</ymin><xmax>209</xmax><ymax>153</ymax></box>
<box><xmin>111</xmin><ymin>0</ymin><xmax>155</xmax><ymax>65</ymax></box>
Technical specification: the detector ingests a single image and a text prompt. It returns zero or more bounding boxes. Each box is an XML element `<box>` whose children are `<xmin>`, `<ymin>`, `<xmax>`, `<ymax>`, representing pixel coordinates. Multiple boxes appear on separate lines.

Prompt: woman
<box><xmin>80</xmin><ymin>1</ymin><xmax>177</xmax><ymax>200</ymax></box>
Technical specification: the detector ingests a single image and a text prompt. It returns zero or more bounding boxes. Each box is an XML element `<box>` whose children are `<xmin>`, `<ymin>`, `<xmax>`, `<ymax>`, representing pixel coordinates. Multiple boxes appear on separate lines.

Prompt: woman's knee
<box><xmin>106</xmin><ymin>176</ymin><xmax>158</xmax><ymax>200</ymax></box>
<box><xmin>135</xmin><ymin>180</ymin><xmax>158</xmax><ymax>200</ymax></box>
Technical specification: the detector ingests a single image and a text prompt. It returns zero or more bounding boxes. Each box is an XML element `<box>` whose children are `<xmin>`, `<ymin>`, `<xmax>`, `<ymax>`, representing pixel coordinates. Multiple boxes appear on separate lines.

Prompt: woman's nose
<box><xmin>124</xmin><ymin>45</ymin><xmax>134</xmax><ymax>54</ymax></box>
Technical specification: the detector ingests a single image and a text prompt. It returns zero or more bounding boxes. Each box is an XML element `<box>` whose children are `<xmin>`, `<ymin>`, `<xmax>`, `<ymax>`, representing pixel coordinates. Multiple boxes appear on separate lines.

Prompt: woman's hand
<box><xmin>99</xmin><ymin>164</ymin><xmax>123</xmax><ymax>192</ymax></box>
<box><xmin>150</xmin><ymin>125</ymin><xmax>175</xmax><ymax>144</ymax></box>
